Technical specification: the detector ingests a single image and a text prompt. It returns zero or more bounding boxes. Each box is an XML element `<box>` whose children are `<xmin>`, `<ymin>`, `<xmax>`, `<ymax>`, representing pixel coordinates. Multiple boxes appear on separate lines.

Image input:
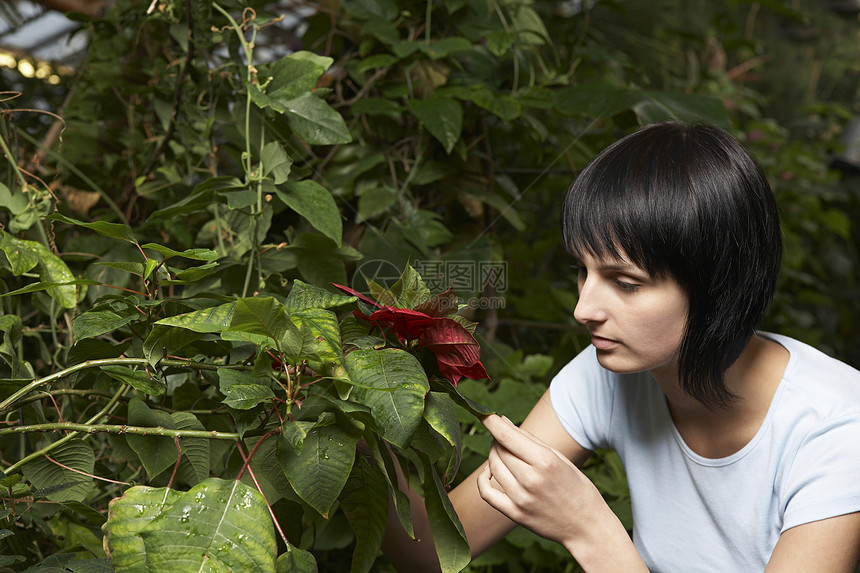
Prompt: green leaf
<box><xmin>282</xmin><ymin>92</ymin><xmax>352</xmax><ymax>145</ymax></box>
<box><xmin>345</xmin><ymin>349</ymin><xmax>429</xmax><ymax>448</ymax></box>
<box><xmin>340</xmin><ymin>456</ymin><xmax>389</xmax><ymax>573</ymax></box>
<box><xmin>142</xmin><ymin>323</ymin><xmax>205</xmax><ymax>366</ymax></box>
<box><xmin>156</xmin><ymin>302</ymin><xmax>236</xmax><ymax>333</ymax></box>
<box><xmin>171</xmin><ymin>412</ymin><xmax>211</xmax><ymax>486</ymax></box>
<box><xmin>276</xmin><ymin>546</ymin><xmax>317</xmax><ymax>573</ymax></box>
<box><xmin>20</xmin><ymin>439</ymin><xmax>94</xmax><ymax>502</ymax></box>
<box><xmin>261</xmin><ymin>141</ymin><xmax>292</xmax><ymax>184</ymax></box>
<box><xmin>0</xmin><ymin>279</ymin><xmax>99</xmax><ymax>300</ymax></box>
<box><xmin>94</xmin><ymin>261</ymin><xmax>146</xmax><ymax>276</ymax></box>
<box><xmin>102</xmin><ymin>485</ymin><xmax>183</xmax><ymax>572</ymax></box>
<box><xmin>276</xmin><ymin>180</ymin><xmax>343</xmax><ymax>247</ymax></box>
<box><xmin>48</xmin><ymin>213</ymin><xmax>137</xmax><ymax>243</ymax></box>
<box><xmin>290</xmin><ymin>307</ymin><xmax>343</xmax><ymax>365</ymax></box>
<box><xmin>409</xmin><ymin>96</ymin><xmax>463</xmax><ymax>154</ymax></box>
<box><xmin>471</xmin><ymin>89</ymin><xmax>522</xmax><ymax>122</ymax></box>
<box><xmin>280</xmin><ymin>418</ymin><xmax>317</xmax><ymax>453</ymax></box>
<box><xmin>0</xmin><ymin>182</ymin><xmax>29</xmax><ymax>214</ymax></box>
<box><xmin>390</xmin><ymin>264</ymin><xmax>431</xmax><ymax>309</ymax></box>
<box><xmin>423</xmin><ymin>392</ymin><xmax>460</xmax><ymax>448</ymax></box>
<box><xmin>279</xmin><ymin>424</ymin><xmax>359</xmax><ymax>517</ymax></box>
<box><xmin>126</xmin><ymin>398</ymin><xmax>178</xmax><ymax>477</ymax></box>
<box><xmin>73</xmin><ymin>309</ymin><xmax>138</xmax><ymax>341</ymax></box>
<box><xmin>138</xmin><ymin>478</ymin><xmax>277</xmax><ymax>572</ymax></box>
<box><xmin>0</xmin><ymin>231</ymin><xmax>77</xmax><ymax>308</ymax></box>
<box><xmin>223</xmin><ymin>384</ymin><xmax>276</xmax><ymax>410</ymax></box>
<box><xmin>485</xmin><ymin>30</ymin><xmax>517</xmax><ymax>56</ymax></box>
<box><xmin>423</xmin><ymin>458</ymin><xmax>471</xmax><ymax>573</ymax></box>
<box><xmin>226</xmin><ymin>297</ymin><xmax>303</xmax><ymax>356</ymax></box>
<box><xmin>140</xmin><ymin>244</ymin><xmax>219</xmax><ymax>261</ymax></box>
<box><xmin>100</xmin><ymin>364</ymin><xmax>165</xmax><ymax>397</ymax></box>
<box><xmin>250</xmin><ymin>51</ymin><xmax>332</xmax><ymax>108</ymax></box>
<box><xmin>285</xmin><ymin>279</ymin><xmax>356</xmax><ymax>312</ymax></box>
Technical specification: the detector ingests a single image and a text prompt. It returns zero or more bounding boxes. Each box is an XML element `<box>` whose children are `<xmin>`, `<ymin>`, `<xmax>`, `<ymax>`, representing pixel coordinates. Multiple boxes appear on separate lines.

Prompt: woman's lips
<box><xmin>591</xmin><ymin>335</ymin><xmax>620</xmax><ymax>350</ymax></box>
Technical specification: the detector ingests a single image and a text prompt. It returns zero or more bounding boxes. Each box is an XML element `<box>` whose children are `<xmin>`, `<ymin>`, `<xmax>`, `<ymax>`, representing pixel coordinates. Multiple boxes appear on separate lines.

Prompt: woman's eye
<box><xmin>614</xmin><ymin>279</ymin><xmax>640</xmax><ymax>291</ymax></box>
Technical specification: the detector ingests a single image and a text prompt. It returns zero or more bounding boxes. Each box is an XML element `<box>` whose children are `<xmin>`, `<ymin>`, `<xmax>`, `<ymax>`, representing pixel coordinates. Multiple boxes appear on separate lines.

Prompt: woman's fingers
<box><xmin>482</xmin><ymin>414</ymin><xmax>539</xmax><ymax>461</ymax></box>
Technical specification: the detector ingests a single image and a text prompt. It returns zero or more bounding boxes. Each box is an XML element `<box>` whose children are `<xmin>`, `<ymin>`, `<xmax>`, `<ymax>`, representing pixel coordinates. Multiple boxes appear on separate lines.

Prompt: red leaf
<box><xmin>366</xmin><ymin>307</ymin><xmax>435</xmax><ymax>342</ymax></box>
<box><xmin>418</xmin><ymin>317</ymin><xmax>489</xmax><ymax>385</ymax></box>
<box><xmin>413</xmin><ymin>287</ymin><xmax>459</xmax><ymax>317</ymax></box>
<box><xmin>331</xmin><ymin>283</ymin><xmax>382</xmax><ymax>308</ymax></box>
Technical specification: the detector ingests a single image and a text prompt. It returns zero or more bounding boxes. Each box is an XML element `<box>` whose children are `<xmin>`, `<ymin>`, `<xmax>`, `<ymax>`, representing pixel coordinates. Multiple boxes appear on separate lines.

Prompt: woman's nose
<box><xmin>573</xmin><ymin>278</ymin><xmax>607</xmax><ymax>324</ymax></box>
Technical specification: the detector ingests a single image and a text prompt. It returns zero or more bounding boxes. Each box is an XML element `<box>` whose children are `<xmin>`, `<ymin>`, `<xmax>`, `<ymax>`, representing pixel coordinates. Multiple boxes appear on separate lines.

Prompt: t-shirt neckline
<box><xmin>663</xmin><ymin>332</ymin><xmax>798</xmax><ymax>467</ymax></box>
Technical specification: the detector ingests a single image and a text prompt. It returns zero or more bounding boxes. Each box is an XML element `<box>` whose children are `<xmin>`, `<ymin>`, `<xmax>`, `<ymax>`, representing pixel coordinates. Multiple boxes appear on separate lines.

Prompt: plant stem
<box><xmin>0</xmin><ymin>422</ymin><xmax>240</xmax><ymax>441</ymax></box>
<box><xmin>0</xmin><ymin>357</ymin><xmax>252</xmax><ymax>413</ymax></box>
<box><xmin>4</xmin><ymin>384</ymin><xmax>127</xmax><ymax>475</ymax></box>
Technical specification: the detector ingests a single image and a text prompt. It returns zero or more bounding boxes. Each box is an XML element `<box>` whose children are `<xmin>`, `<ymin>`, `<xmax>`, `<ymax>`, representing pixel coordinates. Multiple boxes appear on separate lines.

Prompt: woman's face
<box><xmin>573</xmin><ymin>251</ymin><xmax>688</xmax><ymax>378</ymax></box>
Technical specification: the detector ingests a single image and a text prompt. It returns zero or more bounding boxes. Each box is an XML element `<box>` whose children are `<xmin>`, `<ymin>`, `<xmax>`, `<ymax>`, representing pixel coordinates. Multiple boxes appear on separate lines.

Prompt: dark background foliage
<box><xmin>1</xmin><ymin>0</ymin><xmax>858</xmax><ymax>571</ymax></box>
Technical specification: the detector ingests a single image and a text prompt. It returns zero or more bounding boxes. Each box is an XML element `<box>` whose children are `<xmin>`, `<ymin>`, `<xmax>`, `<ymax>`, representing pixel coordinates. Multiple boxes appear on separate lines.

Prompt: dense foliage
<box><xmin>1</xmin><ymin>0</ymin><xmax>858</xmax><ymax>571</ymax></box>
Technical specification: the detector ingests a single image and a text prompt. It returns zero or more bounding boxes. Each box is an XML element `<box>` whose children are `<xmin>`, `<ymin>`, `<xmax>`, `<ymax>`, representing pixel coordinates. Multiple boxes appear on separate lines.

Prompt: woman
<box><xmin>382</xmin><ymin>122</ymin><xmax>860</xmax><ymax>572</ymax></box>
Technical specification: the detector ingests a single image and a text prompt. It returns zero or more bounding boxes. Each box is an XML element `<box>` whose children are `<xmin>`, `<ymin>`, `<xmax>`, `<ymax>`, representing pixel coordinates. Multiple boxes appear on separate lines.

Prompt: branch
<box><xmin>0</xmin><ymin>422</ymin><xmax>240</xmax><ymax>441</ymax></box>
<box><xmin>0</xmin><ymin>357</ymin><xmax>251</xmax><ymax>413</ymax></box>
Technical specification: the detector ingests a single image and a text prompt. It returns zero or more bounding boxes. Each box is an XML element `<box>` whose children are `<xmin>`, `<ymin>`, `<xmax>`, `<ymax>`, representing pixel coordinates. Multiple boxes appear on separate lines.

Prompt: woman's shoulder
<box><xmin>762</xmin><ymin>332</ymin><xmax>860</xmax><ymax>419</ymax></box>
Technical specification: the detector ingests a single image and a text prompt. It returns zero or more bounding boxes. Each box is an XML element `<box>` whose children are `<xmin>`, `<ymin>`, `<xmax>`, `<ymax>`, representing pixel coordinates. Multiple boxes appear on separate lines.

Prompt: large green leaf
<box><xmin>340</xmin><ymin>456</ymin><xmax>389</xmax><ymax>573</ymax></box>
<box><xmin>103</xmin><ymin>485</ymin><xmax>183</xmax><ymax>572</ymax></box>
<box><xmin>275</xmin><ymin>180</ymin><xmax>343</xmax><ymax>247</ymax></box>
<box><xmin>48</xmin><ymin>213</ymin><xmax>137</xmax><ymax>243</ymax></box>
<box><xmin>408</xmin><ymin>96</ymin><xmax>463</xmax><ymax>154</ymax></box>
<box><xmin>0</xmin><ymin>231</ymin><xmax>76</xmax><ymax>308</ymax></box>
<box><xmin>155</xmin><ymin>302</ymin><xmax>236</xmax><ymax>333</ymax></box>
<box><xmin>423</xmin><ymin>457</ymin><xmax>471</xmax><ymax>573</ymax></box>
<box><xmin>21</xmin><ymin>439</ymin><xmax>94</xmax><ymax>502</ymax></box>
<box><xmin>226</xmin><ymin>297</ymin><xmax>298</xmax><ymax>347</ymax></box>
<box><xmin>74</xmin><ymin>309</ymin><xmax>138</xmax><ymax>341</ymax></box>
<box><xmin>345</xmin><ymin>349</ymin><xmax>429</xmax><ymax>448</ymax></box>
<box><xmin>290</xmin><ymin>307</ymin><xmax>343</xmax><ymax>365</ymax></box>
<box><xmin>285</xmin><ymin>279</ymin><xmax>356</xmax><ymax>312</ymax></box>
<box><xmin>282</xmin><ymin>92</ymin><xmax>352</xmax><ymax>145</ymax></box>
<box><xmin>278</xmin><ymin>423</ymin><xmax>359</xmax><ymax>518</ymax></box>
<box><xmin>222</xmin><ymin>384</ymin><xmax>276</xmax><ymax>410</ymax></box>
<box><xmin>250</xmin><ymin>51</ymin><xmax>332</xmax><ymax>108</ymax></box>
<box><xmin>110</xmin><ymin>478</ymin><xmax>277</xmax><ymax>573</ymax></box>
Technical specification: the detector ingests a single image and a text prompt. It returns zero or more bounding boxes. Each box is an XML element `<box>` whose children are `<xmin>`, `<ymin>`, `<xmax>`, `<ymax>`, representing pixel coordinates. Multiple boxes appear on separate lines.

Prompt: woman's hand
<box><xmin>477</xmin><ymin>414</ymin><xmax>648</xmax><ymax>571</ymax></box>
<box><xmin>477</xmin><ymin>414</ymin><xmax>603</xmax><ymax>544</ymax></box>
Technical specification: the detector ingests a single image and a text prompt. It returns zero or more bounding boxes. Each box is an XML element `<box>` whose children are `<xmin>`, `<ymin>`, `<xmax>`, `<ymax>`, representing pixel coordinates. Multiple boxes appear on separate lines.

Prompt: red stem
<box><xmin>235</xmin><ymin>428</ymin><xmax>280</xmax><ymax>481</ymax></box>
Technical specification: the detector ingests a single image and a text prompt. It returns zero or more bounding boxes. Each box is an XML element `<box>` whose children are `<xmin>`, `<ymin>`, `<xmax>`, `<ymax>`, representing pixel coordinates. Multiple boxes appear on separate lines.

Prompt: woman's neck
<box><xmin>656</xmin><ymin>334</ymin><xmax>790</xmax><ymax>459</ymax></box>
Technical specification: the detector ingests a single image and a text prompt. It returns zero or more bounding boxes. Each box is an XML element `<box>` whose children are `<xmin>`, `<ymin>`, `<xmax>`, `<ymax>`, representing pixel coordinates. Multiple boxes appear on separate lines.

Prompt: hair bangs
<box><xmin>563</xmin><ymin>135</ymin><xmax>685</xmax><ymax>280</ymax></box>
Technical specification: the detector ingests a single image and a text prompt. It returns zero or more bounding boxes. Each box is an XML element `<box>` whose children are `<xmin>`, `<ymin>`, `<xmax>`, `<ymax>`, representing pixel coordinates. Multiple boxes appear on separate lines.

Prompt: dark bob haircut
<box><xmin>563</xmin><ymin>122</ymin><xmax>782</xmax><ymax>408</ymax></box>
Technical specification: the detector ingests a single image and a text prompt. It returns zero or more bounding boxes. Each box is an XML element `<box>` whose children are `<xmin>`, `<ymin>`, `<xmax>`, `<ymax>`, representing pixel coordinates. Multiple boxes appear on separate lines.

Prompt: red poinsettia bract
<box><xmin>332</xmin><ymin>283</ymin><xmax>489</xmax><ymax>385</ymax></box>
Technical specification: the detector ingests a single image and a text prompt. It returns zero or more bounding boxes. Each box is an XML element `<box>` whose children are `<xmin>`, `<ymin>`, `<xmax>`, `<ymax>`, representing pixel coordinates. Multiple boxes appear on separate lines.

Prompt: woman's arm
<box><xmin>765</xmin><ymin>513</ymin><xmax>860</xmax><ymax>572</ymax></box>
<box><xmin>477</xmin><ymin>393</ymin><xmax>649</xmax><ymax>572</ymax></box>
<box><xmin>381</xmin><ymin>389</ymin><xmax>595</xmax><ymax>571</ymax></box>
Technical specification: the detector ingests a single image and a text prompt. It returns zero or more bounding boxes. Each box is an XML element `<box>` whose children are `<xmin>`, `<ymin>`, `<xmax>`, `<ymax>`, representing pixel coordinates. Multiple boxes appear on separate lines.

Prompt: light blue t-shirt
<box><xmin>549</xmin><ymin>333</ymin><xmax>860</xmax><ymax>572</ymax></box>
